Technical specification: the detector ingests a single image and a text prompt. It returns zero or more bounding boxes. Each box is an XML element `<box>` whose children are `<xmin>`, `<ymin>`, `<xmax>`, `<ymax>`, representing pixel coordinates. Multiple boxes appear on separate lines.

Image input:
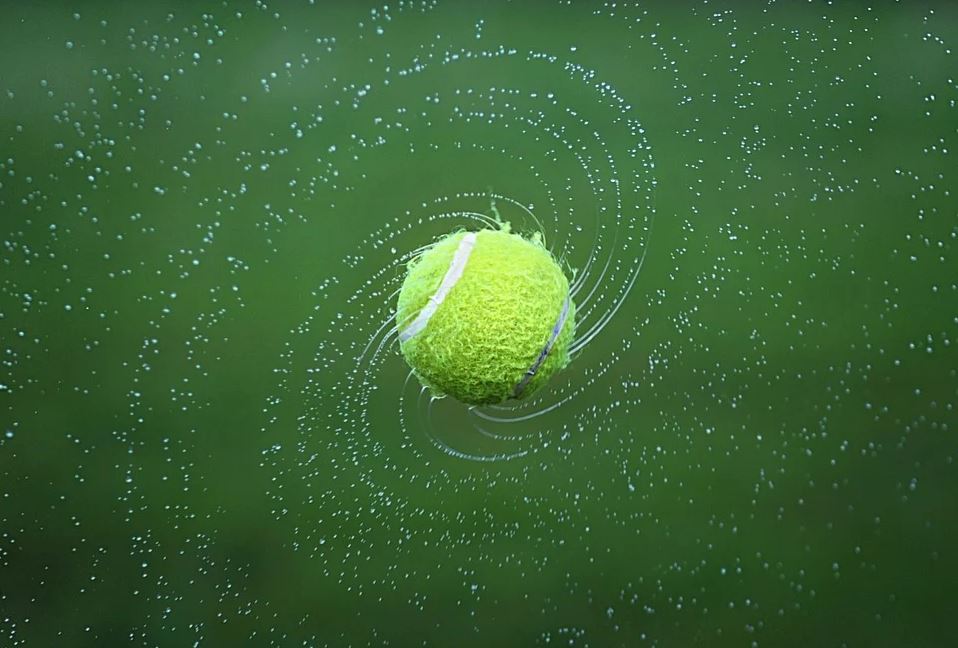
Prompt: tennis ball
<box><xmin>396</xmin><ymin>225</ymin><xmax>575</xmax><ymax>405</ymax></box>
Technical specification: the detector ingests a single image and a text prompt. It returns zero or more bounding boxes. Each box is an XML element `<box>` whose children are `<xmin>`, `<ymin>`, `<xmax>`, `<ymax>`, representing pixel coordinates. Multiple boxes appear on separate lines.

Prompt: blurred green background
<box><xmin>1</xmin><ymin>1</ymin><xmax>956</xmax><ymax>646</ymax></box>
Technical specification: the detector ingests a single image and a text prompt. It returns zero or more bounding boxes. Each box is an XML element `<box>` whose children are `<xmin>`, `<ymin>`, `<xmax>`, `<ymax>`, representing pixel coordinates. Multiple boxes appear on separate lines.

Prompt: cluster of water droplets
<box><xmin>259</xmin><ymin>17</ymin><xmax>654</xmax><ymax>479</ymax></box>
<box><xmin>1</xmin><ymin>2</ymin><xmax>956</xmax><ymax>645</ymax></box>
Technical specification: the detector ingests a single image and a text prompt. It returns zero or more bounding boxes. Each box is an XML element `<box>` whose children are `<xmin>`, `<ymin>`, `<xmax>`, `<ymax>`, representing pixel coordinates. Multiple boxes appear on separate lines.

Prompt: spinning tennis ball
<box><xmin>396</xmin><ymin>226</ymin><xmax>575</xmax><ymax>405</ymax></box>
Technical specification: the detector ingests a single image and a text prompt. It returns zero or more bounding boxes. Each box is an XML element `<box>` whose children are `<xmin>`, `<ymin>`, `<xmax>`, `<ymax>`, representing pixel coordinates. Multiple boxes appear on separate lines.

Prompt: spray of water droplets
<box><xmin>2</xmin><ymin>2</ymin><xmax>957</xmax><ymax>645</ymax></box>
<box><xmin>258</xmin><ymin>19</ymin><xmax>654</xmax><ymax>479</ymax></box>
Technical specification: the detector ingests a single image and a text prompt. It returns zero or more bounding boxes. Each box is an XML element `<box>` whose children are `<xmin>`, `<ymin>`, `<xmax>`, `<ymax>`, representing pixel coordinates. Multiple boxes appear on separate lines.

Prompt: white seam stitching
<box><xmin>399</xmin><ymin>232</ymin><xmax>477</xmax><ymax>343</ymax></box>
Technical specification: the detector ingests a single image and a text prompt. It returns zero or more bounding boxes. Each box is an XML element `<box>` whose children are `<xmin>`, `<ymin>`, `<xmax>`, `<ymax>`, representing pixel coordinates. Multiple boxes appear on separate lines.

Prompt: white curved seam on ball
<box><xmin>513</xmin><ymin>293</ymin><xmax>571</xmax><ymax>398</ymax></box>
<box><xmin>399</xmin><ymin>232</ymin><xmax>477</xmax><ymax>343</ymax></box>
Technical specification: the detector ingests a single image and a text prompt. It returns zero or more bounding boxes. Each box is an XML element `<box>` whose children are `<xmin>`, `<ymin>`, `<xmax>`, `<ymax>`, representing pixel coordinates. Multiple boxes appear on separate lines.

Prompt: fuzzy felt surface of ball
<box><xmin>396</xmin><ymin>227</ymin><xmax>575</xmax><ymax>405</ymax></box>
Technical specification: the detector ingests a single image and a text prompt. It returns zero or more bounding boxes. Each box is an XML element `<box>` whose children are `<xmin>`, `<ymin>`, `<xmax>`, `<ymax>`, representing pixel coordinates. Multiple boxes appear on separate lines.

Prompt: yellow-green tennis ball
<box><xmin>396</xmin><ymin>227</ymin><xmax>575</xmax><ymax>405</ymax></box>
